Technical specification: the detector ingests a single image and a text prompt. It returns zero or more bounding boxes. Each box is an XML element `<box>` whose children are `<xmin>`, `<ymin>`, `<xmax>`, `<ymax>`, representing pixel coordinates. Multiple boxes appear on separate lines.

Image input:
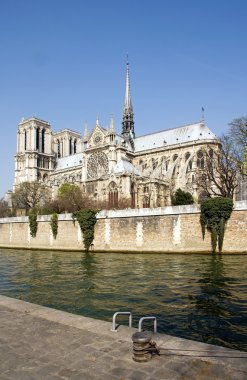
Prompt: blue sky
<box><xmin>0</xmin><ymin>0</ymin><xmax>247</xmax><ymax>197</ymax></box>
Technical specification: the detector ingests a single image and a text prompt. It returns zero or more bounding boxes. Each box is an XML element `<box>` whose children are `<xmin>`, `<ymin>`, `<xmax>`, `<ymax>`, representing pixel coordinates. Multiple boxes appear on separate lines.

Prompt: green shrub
<box><xmin>28</xmin><ymin>210</ymin><xmax>38</xmax><ymax>238</ymax></box>
<box><xmin>72</xmin><ymin>209</ymin><xmax>98</xmax><ymax>251</ymax></box>
<box><xmin>50</xmin><ymin>213</ymin><xmax>58</xmax><ymax>239</ymax></box>
<box><xmin>200</xmin><ymin>197</ymin><xmax>233</xmax><ymax>253</ymax></box>
<box><xmin>171</xmin><ymin>188</ymin><xmax>194</xmax><ymax>205</ymax></box>
<box><xmin>37</xmin><ymin>207</ymin><xmax>54</xmax><ymax>215</ymax></box>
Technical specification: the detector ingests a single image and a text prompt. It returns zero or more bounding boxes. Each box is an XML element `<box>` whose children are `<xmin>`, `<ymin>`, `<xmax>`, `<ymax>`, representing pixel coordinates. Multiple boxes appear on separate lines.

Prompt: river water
<box><xmin>0</xmin><ymin>249</ymin><xmax>246</xmax><ymax>351</ymax></box>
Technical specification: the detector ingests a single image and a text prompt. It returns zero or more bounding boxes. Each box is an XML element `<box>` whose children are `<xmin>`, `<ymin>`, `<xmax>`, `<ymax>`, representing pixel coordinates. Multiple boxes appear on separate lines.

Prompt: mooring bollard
<box><xmin>131</xmin><ymin>331</ymin><xmax>153</xmax><ymax>362</ymax></box>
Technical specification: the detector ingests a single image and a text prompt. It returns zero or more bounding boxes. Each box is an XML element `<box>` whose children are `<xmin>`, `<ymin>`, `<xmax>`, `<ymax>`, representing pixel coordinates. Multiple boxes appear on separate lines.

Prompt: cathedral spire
<box><xmin>124</xmin><ymin>55</ymin><xmax>132</xmax><ymax>111</ymax></box>
<box><xmin>96</xmin><ymin>115</ymin><xmax>100</xmax><ymax>127</ymax></box>
<box><xmin>122</xmin><ymin>56</ymin><xmax>135</xmax><ymax>142</ymax></box>
<box><xmin>109</xmin><ymin>114</ymin><xmax>115</xmax><ymax>133</ymax></box>
<box><xmin>83</xmin><ymin>121</ymin><xmax>88</xmax><ymax>141</ymax></box>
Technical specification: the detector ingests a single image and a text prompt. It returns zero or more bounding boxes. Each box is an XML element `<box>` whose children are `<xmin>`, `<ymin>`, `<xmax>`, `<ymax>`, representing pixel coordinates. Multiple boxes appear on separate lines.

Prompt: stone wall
<box><xmin>0</xmin><ymin>201</ymin><xmax>247</xmax><ymax>253</ymax></box>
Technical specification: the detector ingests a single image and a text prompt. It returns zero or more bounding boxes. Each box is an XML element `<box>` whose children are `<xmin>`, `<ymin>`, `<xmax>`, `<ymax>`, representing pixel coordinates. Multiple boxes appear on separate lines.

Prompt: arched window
<box><xmin>186</xmin><ymin>160</ymin><xmax>193</xmax><ymax>173</ymax></box>
<box><xmin>197</xmin><ymin>150</ymin><xmax>204</xmax><ymax>169</ymax></box>
<box><xmin>44</xmin><ymin>158</ymin><xmax>49</xmax><ymax>169</ymax></box>
<box><xmin>37</xmin><ymin>172</ymin><xmax>41</xmax><ymax>181</ymax></box>
<box><xmin>143</xmin><ymin>196</ymin><xmax>150</xmax><ymax>208</ymax></box>
<box><xmin>131</xmin><ymin>182</ymin><xmax>135</xmax><ymax>208</ymax></box>
<box><xmin>41</xmin><ymin>129</ymin><xmax>45</xmax><ymax>153</ymax></box>
<box><xmin>172</xmin><ymin>165</ymin><xmax>177</xmax><ymax>177</ymax></box>
<box><xmin>185</xmin><ymin>152</ymin><xmax>190</xmax><ymax>161</ymax></box>
<box><xmin>152</xmin><ymin>158</ymin><xmax>158</xmax><ymax>170</ymax></box>
<box><xmin>173</xmin><ymin>154</ymin><xmax>178</xmax><ymax>162</ymax></box>
<box><xmin>209</xmin><ymin>148</ymin><xmax>214</xmax><ymax>158</ymax></box>
<box><xmin>108</xmin><ymin>181</ymin><xmax>118</xmax><ymax>208</ymax></box>
<box><xmin>143</xmin><ymin>185</ymin><xmax>149</xmax><ymax>193</ymax></box>
<box><xmin>37</xmin><ymin>158</ymin><xmax>41</xmax><ymax>168</ymax></box>
<box><xmin>57</xmin><ymin>140</ymin><xmax>61</xmax><ymax>158</ymax></box>
<box><xmin>43</xmin><ymin>173</ymin><xmax>48</xmax><ymax>182</ymax></box>
<box><xmin>36</xmin><ymin>128</ymin><xmax>40</xmax><ymax>150</ymax></box>
<box><xmin>60</xmin><ymin>140</ymin><xmax>64</xmax><ymax>157</ymax></box>
<box><xmin>74</xmin><ymin>139</ymin><xmax>77</xmax><ymax>154</ymax></box>
<box><xmin>24</xmin><ymin>130</ymin><xmax>27</xmax><ymax>150</ymax></box>
<box><xmin>69</xmin><ymin>138</ymin><xmax>72</xmax><ymax>155</ymax></box>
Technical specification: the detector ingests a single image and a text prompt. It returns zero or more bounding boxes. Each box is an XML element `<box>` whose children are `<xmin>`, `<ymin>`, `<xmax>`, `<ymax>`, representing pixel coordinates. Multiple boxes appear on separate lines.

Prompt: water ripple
<box><xmin>0</xmin><ymin>249</ymin><xmax>247</xmax><ymax>351</ymax></box>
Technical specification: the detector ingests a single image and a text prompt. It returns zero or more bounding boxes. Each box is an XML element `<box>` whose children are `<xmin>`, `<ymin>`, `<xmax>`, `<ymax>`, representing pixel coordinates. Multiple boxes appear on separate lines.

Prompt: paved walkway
<box><xmin>0</xmin><ymin>295</ymin><xmax>247</xmax><ymax>380</ymax></box>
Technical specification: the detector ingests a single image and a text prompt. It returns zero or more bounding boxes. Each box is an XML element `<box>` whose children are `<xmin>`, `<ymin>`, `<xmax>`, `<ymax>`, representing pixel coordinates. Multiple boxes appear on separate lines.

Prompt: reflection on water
<box><xmin>0</xmin><ymin>249</ymin><xmax>247</xmax><ymax>351</ymax></box>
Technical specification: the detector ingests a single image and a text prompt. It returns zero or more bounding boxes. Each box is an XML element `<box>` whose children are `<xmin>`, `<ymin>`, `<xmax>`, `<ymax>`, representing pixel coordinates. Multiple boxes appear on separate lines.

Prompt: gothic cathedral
<box><xmin>14</xmin><ymin>62</ymin><xmax>219</xmax><ymax>208</ymax></box>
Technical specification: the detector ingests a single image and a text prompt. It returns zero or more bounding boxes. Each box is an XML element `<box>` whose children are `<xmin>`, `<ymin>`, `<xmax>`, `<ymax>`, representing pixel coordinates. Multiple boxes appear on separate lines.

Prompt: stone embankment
<box><xmin>0</xmin><ymin>295</ymin><xmax>247</xmax><ymax>379</ymax></box>
<box><xmin>0</xmin><ymin>201</ymin><xmax>247</xmax><ymax>253</ymax></box>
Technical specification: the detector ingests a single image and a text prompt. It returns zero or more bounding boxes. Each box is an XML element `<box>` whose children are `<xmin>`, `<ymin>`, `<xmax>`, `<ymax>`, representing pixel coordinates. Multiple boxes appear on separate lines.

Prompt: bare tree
<box><xmin>0</xmin><ymin>198</ymin><xmax>11</xmax><ymax>218</ymax></box>
<box><xmin>96</xmin><ymin>196</ymin><xmax>132</xmax><ymax>210</ymax></box>
<box><xmin>12</xmin><ymin>182</ymin><xmax>51</xmax><ymax>211</ymax></box>
<box><xmin>228</xmin><ymin>117</ymin><xmax>247</xmax><ymax>155</ymax></box>
<box><xmin>228</xmin><ymin>117</ymin><xmax>247</xmax><ymax>175</ymax></box>
<box><xmin>197</xmin><ymin>135</ymin><xmax>240</xmax><ymax>199</ymax></box>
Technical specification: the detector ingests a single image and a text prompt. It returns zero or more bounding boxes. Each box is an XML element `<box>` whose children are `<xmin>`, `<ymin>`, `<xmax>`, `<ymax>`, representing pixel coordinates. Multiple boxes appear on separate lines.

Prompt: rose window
<box><xmin>87</xmin><ymin>152</ymin><xmax>108</xmax><ymax>179</ymax></box>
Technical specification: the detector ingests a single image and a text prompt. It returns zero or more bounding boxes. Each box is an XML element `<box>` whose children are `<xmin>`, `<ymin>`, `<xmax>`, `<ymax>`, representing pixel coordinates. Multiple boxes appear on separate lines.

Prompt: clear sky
<box><xmin>0</xmin><ymin>0</ymin><xmax>247</xmax><ymax>197</ymax></box>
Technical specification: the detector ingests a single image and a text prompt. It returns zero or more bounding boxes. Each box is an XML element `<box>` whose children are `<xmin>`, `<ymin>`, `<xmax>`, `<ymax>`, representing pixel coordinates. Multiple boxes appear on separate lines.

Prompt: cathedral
<box><xmin>14</xmin><ymin>62</ymin><xmax>219</xmax><ymax>208</ymax></box>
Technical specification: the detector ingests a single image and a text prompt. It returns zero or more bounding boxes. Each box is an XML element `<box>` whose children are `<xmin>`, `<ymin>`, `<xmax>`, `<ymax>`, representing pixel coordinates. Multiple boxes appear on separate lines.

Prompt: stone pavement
<box><xmin>0</xmin><ymin>295</ymin><xmax>247</xmax><ymax>380</ymax></box>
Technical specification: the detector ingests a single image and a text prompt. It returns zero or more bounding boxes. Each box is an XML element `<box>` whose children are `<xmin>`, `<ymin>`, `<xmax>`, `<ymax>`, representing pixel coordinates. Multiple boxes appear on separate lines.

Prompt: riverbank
<box><xmin>0</xmin><ymin>295</ymin><xmax>247</xmax><ymax>379</ymax></box>
<box><xmin>0</xmin><ymin>201</ymin><xmax>247</xmax><ymax>253</ymax></box>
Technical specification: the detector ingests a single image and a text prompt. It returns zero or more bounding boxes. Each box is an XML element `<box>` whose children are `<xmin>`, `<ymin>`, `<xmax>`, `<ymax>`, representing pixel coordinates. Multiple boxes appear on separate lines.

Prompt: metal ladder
<box><xmin>111</xmin><ymin>312</ymin><xmax>157</xmax><ymax>333</ymax></box>
<box><xmin>111</xmin><ymin>311</ymin><xmax>132</xmax><ymax>332</ymax></box>
<box><xmin>138</xmin><ymin>316</ymin><xmax>157</xmax><ymax>333</ymax></box>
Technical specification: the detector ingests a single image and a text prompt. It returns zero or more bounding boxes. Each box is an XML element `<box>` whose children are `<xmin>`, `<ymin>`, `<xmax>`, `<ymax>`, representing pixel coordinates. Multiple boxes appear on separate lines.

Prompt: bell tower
<box><xmin>14</xmin><ymin>117</ymin><xmax>54</xmax><ymax>188</ymax></box>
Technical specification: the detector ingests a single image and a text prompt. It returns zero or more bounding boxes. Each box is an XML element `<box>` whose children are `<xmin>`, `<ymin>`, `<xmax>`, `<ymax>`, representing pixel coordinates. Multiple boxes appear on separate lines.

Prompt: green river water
<box><xmin>0</xmin><ymin>249</ymin><xmax>246</xmax><ymax>351</ymax></box>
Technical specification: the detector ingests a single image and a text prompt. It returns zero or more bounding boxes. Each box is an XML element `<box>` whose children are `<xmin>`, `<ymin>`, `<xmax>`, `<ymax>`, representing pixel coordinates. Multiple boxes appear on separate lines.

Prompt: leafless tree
<box><xmin>0</xmin><ymin>198</ymin><xmax>11</xmax><ymax>218</ymax></box>
<box><xmin>12</xmin><ymin>182</ymin><xmax>51</xmax><ymax>211</ymax></box>
<box><xmin>228</xmin><ymin>116</ymin><xmax>247</xmax><ymax>175</ymax></box>
<box><xmin>197</xmin><ymin>135</ymin><xmax>240</xmax><ymax>199</ymax></box>
<box><xmin>96</xmin><ymin>196</ymin><xmax>132</xmax><ymax>210</ymax></box>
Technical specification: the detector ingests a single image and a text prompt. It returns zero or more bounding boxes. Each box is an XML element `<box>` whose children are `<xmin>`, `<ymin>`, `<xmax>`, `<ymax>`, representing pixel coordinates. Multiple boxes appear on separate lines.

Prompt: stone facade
<box><xmin>0</xmin><ymin>202</ymin><xmax>246</xmax><ymax>253</ymax></box>
<box><xmin>14</xmin><ymin>63</ymin><xmax>219</xmax><ymax>206</ymax></box>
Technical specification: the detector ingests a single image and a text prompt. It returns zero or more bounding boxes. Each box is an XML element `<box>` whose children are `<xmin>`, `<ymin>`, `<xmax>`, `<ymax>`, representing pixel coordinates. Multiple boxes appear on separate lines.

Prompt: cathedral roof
<box><xmin>134</xmin><ymin>122</ymin><xmax>217</xmax><ymax>152</ymax></box>
<box><xmin>55</xmin><ymin>153</ymin><xmax>83</xmax><ymax>171</ymax></box>
<box><xmin>54</xmin><ymin>128</ymin><xmax>81</xmax><ymax>137</ymax></box>
<box><xmin>112</xmin><ymin>159</ymin><xmax>141</xmax><ymax>176</ymax></box>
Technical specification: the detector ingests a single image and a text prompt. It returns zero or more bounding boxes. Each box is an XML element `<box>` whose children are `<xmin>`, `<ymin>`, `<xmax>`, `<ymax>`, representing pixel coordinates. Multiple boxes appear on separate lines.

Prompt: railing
<box><xmin>111</xmin><ymin>311</ymin><xmax>132</xmax><ymax>332</ymax></box>
<box><xmin>111</xmin><ymin>312</ymin><xmax>157</xmax><ymax>334</ymax></box>
<box><xmin>138</xmin><ymin>316</ymin><xmax>157</xmax><ymax>333</ymax></box>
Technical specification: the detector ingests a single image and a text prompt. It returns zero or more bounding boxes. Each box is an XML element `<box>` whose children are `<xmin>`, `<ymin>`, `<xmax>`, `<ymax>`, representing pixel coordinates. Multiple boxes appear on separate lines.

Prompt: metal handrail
<box><xmin>138</xmin><ymin>316</ymin><xmax>157</xmax><ymax>333</ymax></box>
<box><xmin>111</xmin><ymin>311</ymin><xmax>132</xmax><ymax>332</ymax></box>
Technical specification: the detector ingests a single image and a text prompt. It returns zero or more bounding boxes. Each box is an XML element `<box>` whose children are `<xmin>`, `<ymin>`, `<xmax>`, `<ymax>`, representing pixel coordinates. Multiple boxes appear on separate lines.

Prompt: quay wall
<box><xmin>0</xmin><ymin>201</ymin><xmax>247</xmax><ymax>253</ymax></box>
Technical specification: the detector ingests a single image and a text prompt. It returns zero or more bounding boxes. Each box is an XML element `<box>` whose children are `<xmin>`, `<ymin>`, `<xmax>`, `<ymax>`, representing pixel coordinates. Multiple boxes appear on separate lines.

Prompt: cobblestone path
<box><xmin>0</xmin><ymin>295</ymin><xmax>247</xmax><ymax>379</ymax></box>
